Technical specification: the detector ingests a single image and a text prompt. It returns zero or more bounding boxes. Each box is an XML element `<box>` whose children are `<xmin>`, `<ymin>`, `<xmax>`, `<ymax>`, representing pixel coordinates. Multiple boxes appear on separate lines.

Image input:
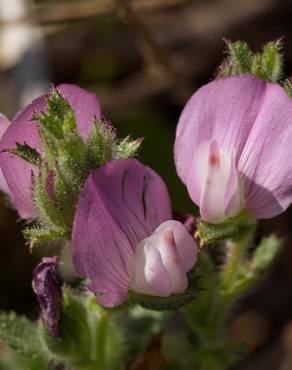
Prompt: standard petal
<box><xmin>0</xmin><ymin>96</ymin><xmax>45</xmax><ymax>218</ymax></box>
<box><xmin>175</xmin><ymin>75</ymin><xmax>292</xmax><ymax>219</ymax></box>
<box><xmin>0</xmin><ymin>85</ymin><xmax>102</xmax><ymax>219</ymax></box>
<box><xmin>56</xmin><ymin>84</ymin><xmax>101</xmax><ymax>140</ymax></box>
<box><xmin>0</xmin><ymin>114</ymin><xmax>11</xmax><ymax>194</ymax></box>
<box><xmin>175</xmin><ymin>75</ymin><xmax>267</xmax><ymax>184</ymax></box>
<box><xmin>238</xmin><ymin>83</ymin><xmax>292</xmax><ymax>218</ymax></box>
<box><xmin>72</xmin><ymin>159</ymin><xmax>172</xmax><ymax>307</ymax></box>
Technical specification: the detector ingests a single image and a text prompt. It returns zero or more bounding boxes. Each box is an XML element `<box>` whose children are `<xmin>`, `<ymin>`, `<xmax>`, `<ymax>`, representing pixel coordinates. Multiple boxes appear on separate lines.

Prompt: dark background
<box><xmin>1</xmin><ymin>0</ymin><xmax>292</xmax><ymax>369</ymax></box>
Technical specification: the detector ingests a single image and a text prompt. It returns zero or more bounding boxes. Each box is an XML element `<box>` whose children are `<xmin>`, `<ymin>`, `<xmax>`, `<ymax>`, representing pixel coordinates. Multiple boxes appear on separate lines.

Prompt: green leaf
<box><xmin>0</xmin><ymin>312</ymin><xmax>48</xmax><ymax>362</ymax></box>
<box><xmin>221</xmin><ymin>235</ymin><xmax>281</xmax><ymax>299</ymax></box>
<box><xmin>115</xmin><ymin>136</ymin><xmax>143</xmax><ymax>160</ymax></box>
<box><xmin>85</xmin><ymin>298</ymin><xmax>126</xmax><ymax>370</ymax></box>
<box><xmin>124</xmin><ymin>306</ymin><xmax>167</xmax><ymax>355</ymax></box>
<box><xmin>162</xmin><ymin>329</ymin><xmax>195</xmax><ymax>369</ymax></box>
<box><xmin>182</xmin><ymin>253</ymin><xmax>220</xmax><ymax>338</ymax></box>
<box><xmin>251</xmin><ymin>234</ymin><xmax>281</xmax><ymax>271</ymax></box>
<box><xmin>3</xmin><ymin>143</ymin><xmax>41</xmax><ymax>166</ymax></box>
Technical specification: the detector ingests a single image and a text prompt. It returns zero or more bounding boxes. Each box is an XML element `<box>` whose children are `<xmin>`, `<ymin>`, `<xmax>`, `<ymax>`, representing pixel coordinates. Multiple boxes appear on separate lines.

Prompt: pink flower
<box><xmin>72</xmin><ymin>159</ymin><xmax>197</xmax><ymax>308</ymax></box>
<box><xmin>174</xmin><ymin>75</ymin><xmax>292</xmax><ymax>223</ymax></box>
<box><xmin>0</xmin><ymin>85</ymin><xmax>101</xmax><ymax>219</ymax></box>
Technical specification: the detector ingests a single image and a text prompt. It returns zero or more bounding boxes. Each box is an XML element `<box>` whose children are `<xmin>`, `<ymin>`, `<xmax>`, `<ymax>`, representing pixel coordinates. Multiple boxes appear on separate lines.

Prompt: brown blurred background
<box><xmin>1</xmin><ymin>0</ymin><xmax>292</xmax><ymax>369</ymax></box>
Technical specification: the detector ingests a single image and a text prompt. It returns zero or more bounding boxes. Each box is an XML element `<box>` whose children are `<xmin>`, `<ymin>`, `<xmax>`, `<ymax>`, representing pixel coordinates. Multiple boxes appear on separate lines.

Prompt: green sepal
<box><xmin>3</xmin><ymin>142</ymin><xmax>42</xmax><ymax>166</ymax></box>
<box><xmin>37</xmin><ymin>125</ymin><xmax>58</xmax><ymax>168</ymax></box>
<box><xmin>0</xmin><ymin>312</ymin><xmax>50</xmax><ymax>362</ymax></box>
<box><xmin>57</xmin><ymin>134</ymin><xmax>87</xmax><ymax>189</ymax></box>
<box><xmin>23</xmin><ymin>226</ymin><xmax>68</xmax><ymax>250</ymax></box>
<box><xmin>257</xmin><ymin>40</ymin><xmax>283</xmax><ymax>82</ymax></box>
<box><xmin>283</xmin><ymin>79</ymin><xmax>292</xmax><ymax>97</ymax></box>
<box><xmin>115</xmin><ymin>136</ymin><xmax>143</xmax><ymax>160</ymax></box>
<box><xmin>217</xmin><ymin>39</ymin><xmax>284</xmax><ymax>83</ymax></box>
<box><xmin>221</xmin><ymin>40</ymin><xmax>252</xmax><ymax>76</ymax></box>
<box><xmin>196</xmin><ymin>211</ymin><xmax>257</xmax><ymax>244</ymax></box>
<box><xmin>33</xmin><ymin>175</ymin><xmax>65</xmax><ymax>229</ymax></box>
<box><xmin>85</xmin><ymin>120</ymin><xmax>116</xmax><ymax>170</ymax></box>
<box><xmin>125</xmin><ymin>268</ymin><xmax>200</xmax><ymax>311</ymax></box>
<box><xmin>35</xmin><ymin>89</ymin><xmax>76</xmax><ymax>140</ymax></box>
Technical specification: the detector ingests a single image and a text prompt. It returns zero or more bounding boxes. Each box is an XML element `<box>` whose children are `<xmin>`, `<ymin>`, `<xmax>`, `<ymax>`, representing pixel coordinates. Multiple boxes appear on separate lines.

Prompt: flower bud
<box><xmin>32</xmin><ymin>256</ymin><xmax>61</xmax><ymax>337</ymax></box>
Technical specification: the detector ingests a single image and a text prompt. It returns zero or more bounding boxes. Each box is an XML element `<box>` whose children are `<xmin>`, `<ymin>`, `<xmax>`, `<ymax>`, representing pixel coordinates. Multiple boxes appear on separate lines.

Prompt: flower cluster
<box><xmin>1</xmin><ymin>62</ymin><xmax>292</xmax><ymax>314</ymax></box>
<box><xmin>0</xmin><ymin>84</ymin><xmax>198</xmax><ymax>310</ymax></box>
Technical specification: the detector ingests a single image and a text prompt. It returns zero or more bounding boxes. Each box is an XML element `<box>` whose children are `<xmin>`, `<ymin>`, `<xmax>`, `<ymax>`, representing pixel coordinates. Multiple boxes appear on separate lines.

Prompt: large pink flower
<box><xmin>175</xmin><ymin>75</ymin><xmax>292</xmax><ymax>223</ymax></box>
<box><xmin>0</xmin><ymin>85</ymin><xmax>101</xmax><ymax>219</ymax></box>
<box><xmin>72</xmin><ymin>159</ymin><xmax>197</xmax><ymax>308</ymax></box>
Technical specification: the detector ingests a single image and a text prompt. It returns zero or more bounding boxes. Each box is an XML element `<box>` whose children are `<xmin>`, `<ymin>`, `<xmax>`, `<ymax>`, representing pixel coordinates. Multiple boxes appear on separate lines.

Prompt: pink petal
<box><xmin>0</xmin><ymin>85</ymin><xmax>101</xmax><ymax>219</ymax></box>
<box><xmin>130</xmin><ymin>238</ymin><xmax>172</xmax><ymax>297</ymax></box>
<box><xmin>130</xmin><ymin>220</ymin><xmax>197</xmax><ymax>296</ymax></box>
<box><xmin>175</xmin><ymin>75</ymin><xmax>292</xmax><ymax>219</ymax></box>
<box><xmin>72</xmin><ymin>159</ymin><xmax>172</xmax><ymax>307</ymax></box>
<box><xmin>0</xmin><ymin>96</ymin><xmax>45</xmax><ymax>218</ymax></box>
<box><xmin>186</xmin><ymin>140</ymin><xmax>241</xmax><ymax>223</ymax></box>
<box><xmin>153</xmin><ymin>220</ymin><xmax>197</xmax><ymax>272</ymax></box>
<box><xmin>0</xmin><ymin>114</ymin><xmax>11</xmax><ymax>195</ymax></box>
<box><xmin>156</xmin><ymin>230</ymin><xmax>188</xmax><ymax>294</ymax></box>
<box><xmin>238</xmin><ymin>83</ymin><xmax>292</xmax><ymax>218</ymax></box>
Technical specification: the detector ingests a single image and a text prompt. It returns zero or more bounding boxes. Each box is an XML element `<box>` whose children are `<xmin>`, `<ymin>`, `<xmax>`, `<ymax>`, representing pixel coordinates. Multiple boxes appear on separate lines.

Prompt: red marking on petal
<box><xmin>163</xmin><ymin>230</ymin><xmax>180</xmax><ymax>263</ymax></box>
<box><xmin>209</xmin><ymin>152</ymin><xmax>220</xmax><ymax>167</ymax></box>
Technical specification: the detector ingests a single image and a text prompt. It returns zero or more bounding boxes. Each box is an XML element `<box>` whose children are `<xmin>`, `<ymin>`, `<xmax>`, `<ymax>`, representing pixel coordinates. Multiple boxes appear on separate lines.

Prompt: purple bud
<box><xmin>32</xmin><ymin>256</ymin><xmax>61</xmax><ymax>337</ymax></box>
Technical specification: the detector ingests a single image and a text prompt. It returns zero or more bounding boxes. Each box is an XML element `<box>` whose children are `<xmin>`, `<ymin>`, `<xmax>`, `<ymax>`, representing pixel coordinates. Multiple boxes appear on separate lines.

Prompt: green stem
<box><xmin>221</xmin><ymin>238</ymin><xmax>247</xmax><ymax>289</ymax></box>
<box><xmin>94</xmin><ymin>311</ymin><xmax>109</xmax><ymax>368</ymax></box>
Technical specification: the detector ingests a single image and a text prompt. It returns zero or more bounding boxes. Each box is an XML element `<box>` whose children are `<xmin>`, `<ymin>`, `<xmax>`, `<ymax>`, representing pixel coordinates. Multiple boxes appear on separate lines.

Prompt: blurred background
<box><xmin>1</xmin><ymin>0</ymin><xmax>292</xmax><ymax>369</ymax></box>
